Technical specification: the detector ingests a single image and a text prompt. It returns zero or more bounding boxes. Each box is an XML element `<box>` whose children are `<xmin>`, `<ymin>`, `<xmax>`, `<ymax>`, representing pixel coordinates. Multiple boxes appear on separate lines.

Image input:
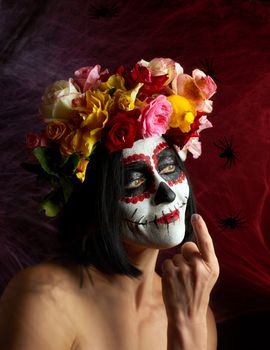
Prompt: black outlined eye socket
<box><xmin>156</xmin><ymin>148</ymin><xmax>182</xmax><ymax>182</ymax></box>
<box><xmin>123</xmin><ymin>160</ymin><xmax>154</xmax><ymax>198</ymax></box>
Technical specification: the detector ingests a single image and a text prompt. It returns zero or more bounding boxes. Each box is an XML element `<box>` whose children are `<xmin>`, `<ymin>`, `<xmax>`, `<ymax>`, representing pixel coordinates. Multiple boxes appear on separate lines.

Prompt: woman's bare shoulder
<box><xmin>2</xmin><ymin>261</ymin><xmax>84</xmax><ymax>297</ymax></box>
<box><xmin>0</xmin><ymin>261</ymin><xmax>81</xmax><ymax>350</ymax></box>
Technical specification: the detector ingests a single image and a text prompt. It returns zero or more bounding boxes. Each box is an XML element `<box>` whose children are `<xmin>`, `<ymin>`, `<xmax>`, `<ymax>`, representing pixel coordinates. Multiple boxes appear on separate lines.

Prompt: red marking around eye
<box><xmin>121</xmin><ymin>191</ymin><xmax>151</xmax><ymax>204</ymax></box>
<box><xmin>152</xmin><ymin>142</ymin><xmax>168</xmax><ymax>168</ymax></box>
<box><xmin>122</xmin><ymin>154</ymin><xmax>151</xmax><ymax>166</ymax></box>
<box><xmin>152</xmin><ymin>142</ymin><xmax>186</xmax><ymax>187</ymax></box>
<box><xmin>122</xmin><ymin>153</ymin><xmax>155</xmax><ymax>203</ymax></box>
<box><xmin>168</xmin><ymin>172</ymin><xmax>186</xmax><ymax>186</ymax></box>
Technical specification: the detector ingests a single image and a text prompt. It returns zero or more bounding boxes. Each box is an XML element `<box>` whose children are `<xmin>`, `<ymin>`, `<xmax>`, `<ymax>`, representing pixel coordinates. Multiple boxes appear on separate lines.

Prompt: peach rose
<box><xmin>138</xmin><ymin>57</ymin><xmax>183</xmax><ymax>84</ymax></box>
<box><xmin>171</xmin><ymin>69</ymin><xmax>217</xmax><ymax>113</ymax></box>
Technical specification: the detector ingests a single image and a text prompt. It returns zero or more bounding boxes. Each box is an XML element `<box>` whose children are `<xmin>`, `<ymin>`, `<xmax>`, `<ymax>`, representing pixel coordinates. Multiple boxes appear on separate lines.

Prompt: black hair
<box><xmin>170</xmin><ymin>144</ymin><xmax>197</xmax><ymax>245</ymax></box>
<box><xmin>57</xmin><ymin>140</ymin><xmax>196</xmax><ymax>278</ymax></box>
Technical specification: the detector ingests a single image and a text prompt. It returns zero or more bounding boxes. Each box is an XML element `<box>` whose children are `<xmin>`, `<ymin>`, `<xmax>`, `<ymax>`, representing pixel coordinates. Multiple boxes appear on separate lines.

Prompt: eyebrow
<box><xmin>157</xmin><ymin>148</ymin><xmax>176</xmax><ymax>162</ymax></box>
<box><xmin>124</xmin><ymin>160</ymin><xmax>148</xmax><ymax>172</ymax></box>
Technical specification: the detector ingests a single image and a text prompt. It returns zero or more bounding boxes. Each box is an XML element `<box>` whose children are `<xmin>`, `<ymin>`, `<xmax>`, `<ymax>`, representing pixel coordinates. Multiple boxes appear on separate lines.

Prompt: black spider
<box><xmin>214</xmin><ymin>136</ymin><xmax>239</xmax><ymax>169</ymax></box>
<box><xmin>197</xmin><ymin>57</ymin><xmax>222</xmax><ymax>83</ymax></box>
<box><xmin>88</xmin><ymin>2</ymin><xmax>119</xmax><ymax>19</ymax></box>
<box><xmin>216</xmin><ymin>210</ymin><xmax>248</xmax><ymax>232</ymax></box>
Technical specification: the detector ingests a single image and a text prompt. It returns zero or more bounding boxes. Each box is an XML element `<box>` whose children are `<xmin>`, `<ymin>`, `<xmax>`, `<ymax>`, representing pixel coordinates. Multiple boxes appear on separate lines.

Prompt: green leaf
<box><xmin>39</xmin><ymin>190</ymin><xmax>64</xmax><ymax>217</ymax></box>
<box><xmin>62</xmin><ymin>153</ymin><xmax>80</xmax><ymax>175</ymax></box>
<box><xmin>33</xmin><ymin>147</ymin><xmax>61</xmax><ymax>176</ymax></box>
<box><xmin>59</xmin><ymin>176</ymin><xmax>74</xmax><ymax>202</ymax></box>
<box><xmin>58</xmin><ymin>155</ymin><xmax>70</xmax><ymax>167</ymax></box>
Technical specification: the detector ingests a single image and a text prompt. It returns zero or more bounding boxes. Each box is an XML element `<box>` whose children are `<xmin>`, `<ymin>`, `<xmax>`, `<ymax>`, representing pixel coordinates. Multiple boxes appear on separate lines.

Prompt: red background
<box><xmin>1</xmin><ymin>0</ymin><xmax>270</xmax><ymax>348</ymax></box>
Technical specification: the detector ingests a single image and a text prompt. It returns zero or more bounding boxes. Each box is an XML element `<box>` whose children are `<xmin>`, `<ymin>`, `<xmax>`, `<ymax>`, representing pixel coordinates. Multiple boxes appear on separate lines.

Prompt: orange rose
<box><xmin>60</xmin><ymin>131</ymin><xmax>75</xmax><ymax>156</ymax></box>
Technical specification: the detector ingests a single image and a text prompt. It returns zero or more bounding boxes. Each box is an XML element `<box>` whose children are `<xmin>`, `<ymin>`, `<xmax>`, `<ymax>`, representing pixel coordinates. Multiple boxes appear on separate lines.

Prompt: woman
<box><xmin>0</xmin><ymin>57</ymin><xmax>219</xmax><ymax>349</ymax></box>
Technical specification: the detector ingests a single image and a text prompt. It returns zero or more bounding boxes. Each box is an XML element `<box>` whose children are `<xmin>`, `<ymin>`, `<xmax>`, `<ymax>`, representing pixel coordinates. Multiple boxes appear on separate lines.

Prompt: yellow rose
<box><xmin>98</xmin><ymin>74</ymin><xmax>126</xmax><ymax>92</ymax></box>
<box><xmin>167</xmin><ymin>95</ymin><xmax>196</xmax><ymax>133</ymax></box>
<box><xmin>83</xmin><ymin>89</ymin><xmax>114</xmax><ymax>118</ymax></box>
<box><xmin>71</xmin><ymin>127</ymin><xmax>102</xmax><ymax>158</ymax></box>
<box><xmin>117</xmin><ymin>83</ymin><xmax>143</xmax><ymax>111</ymax></box>
<box><xmin>59</xmin><ymin>89</ymin><xmax>111</xmax><ymax>157</ymax></box>
<box><xmin>40</xmin><ymin>79</ymin><xmax>81</xmax><ymax>122</ymax></box>
<box><xmin>46</xmin><ymin>121</ymin><xmax>68</xmax><ymax>141</ymax></box>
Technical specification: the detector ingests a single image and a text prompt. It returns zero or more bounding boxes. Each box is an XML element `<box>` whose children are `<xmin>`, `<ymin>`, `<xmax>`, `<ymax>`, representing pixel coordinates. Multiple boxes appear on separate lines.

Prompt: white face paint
<box><xmin>120</xmin><ymin>136</ymin><xmax>190</xmax><ymax>249</ymax></box>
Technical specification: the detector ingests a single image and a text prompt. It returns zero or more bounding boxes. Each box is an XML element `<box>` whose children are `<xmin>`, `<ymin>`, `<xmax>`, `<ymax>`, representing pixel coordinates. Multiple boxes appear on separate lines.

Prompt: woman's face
<box><xmin>120</xmin><ymin>136</ymin><xmax>190</xmax><ymax>249</ymax></box>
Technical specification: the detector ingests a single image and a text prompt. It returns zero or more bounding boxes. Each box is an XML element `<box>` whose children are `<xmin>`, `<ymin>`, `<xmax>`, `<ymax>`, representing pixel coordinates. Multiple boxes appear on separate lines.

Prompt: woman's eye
<box><xmin>159</xmin><ymin>164</ymin><xmax>176</xmax><ymax>175</ymax></box>
<box><xmin>126</xmin><ymin>177</ymin><xmax>146</xmax><ymax>189</ymax></box>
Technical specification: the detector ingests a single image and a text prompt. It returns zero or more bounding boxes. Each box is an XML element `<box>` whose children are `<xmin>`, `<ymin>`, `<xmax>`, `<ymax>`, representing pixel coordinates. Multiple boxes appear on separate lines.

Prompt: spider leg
<box><xmin>223</xmin><ymin>157</ymin><xmax>231</xmax><ymax>169</ymax></box>
<box><xmin>221</xmin><ymin>137</ymin><xmax>229</xmax><ymax>149</ymax></box>
<box><xmin>233</xmin><ymin>209</ymin><xmax>243</xmax><ymax>219</ymax></box>
<box><xmin>228</xmin><ymin>136</ymin><xmax>233</xmax><ymax>148</ymax></box>
<box><xmin>227</xmin><ymin>157</ymin><xmax>234</xmax><ymax>169</ymax></box>
<box><xmin>214</xmin><ymin>139</ymin><xmax>227</xmax><ymax>150</ymax></box>
<box><xmin>217</xmin><ymin>221</ymin><xmax>227</xmax><ymax>232</ymax></box>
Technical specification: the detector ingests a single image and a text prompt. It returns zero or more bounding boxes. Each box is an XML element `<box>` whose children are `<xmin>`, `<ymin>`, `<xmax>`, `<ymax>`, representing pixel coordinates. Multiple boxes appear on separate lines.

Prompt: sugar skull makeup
<box><xmin>120</xmin><ymin>136</ymin><xmax>190</xmax><ymax>249</ymax></box>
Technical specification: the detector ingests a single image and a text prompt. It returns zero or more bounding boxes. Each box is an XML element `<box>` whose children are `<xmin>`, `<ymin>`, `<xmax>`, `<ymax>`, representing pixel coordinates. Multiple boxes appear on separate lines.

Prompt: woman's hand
<box><xmin>161</xmin><ymin>214</ymin><xmax>219</xmax><ymax>349</ymax></box>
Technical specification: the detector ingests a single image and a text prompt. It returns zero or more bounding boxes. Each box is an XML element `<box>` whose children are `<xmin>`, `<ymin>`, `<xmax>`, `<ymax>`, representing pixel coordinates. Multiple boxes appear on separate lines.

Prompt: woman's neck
<box><xmin>107</xmin><ymin>243</ymin><xmax>161</xmax><ymax>310</ymax></box>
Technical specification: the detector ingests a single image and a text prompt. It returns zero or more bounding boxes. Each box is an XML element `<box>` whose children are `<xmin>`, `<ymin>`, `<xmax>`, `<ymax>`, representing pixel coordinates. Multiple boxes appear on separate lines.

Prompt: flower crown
<box><xmin>25</xmin><ymin>57</ymin><xmax>217</xmax><ymax>217</ymax></box>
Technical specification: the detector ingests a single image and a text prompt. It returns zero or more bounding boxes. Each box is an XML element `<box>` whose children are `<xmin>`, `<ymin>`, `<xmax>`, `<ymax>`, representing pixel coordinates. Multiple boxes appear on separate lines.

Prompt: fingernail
<box><xmin>191</xmin><ymin>213</ymin><xmax>199</xmax><ymax>222</ymax></box>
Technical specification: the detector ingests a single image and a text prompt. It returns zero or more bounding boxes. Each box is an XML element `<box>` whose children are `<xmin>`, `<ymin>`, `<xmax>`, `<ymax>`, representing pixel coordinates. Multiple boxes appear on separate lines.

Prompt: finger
<box><xmin>171</xmin><ymin>253</ymin><xmax>185</xmax><ymax>266</ymax></box>
<box><xmin>191</xmin><ymin>214</ymin><xmax>216</xmax><ymax>263</ymax></box>
<box><xmin>180</xmin><ymin>241</ymin><xmax>202</xmax><ymax>262</ymax></box>
<box><xmin>161</xmin><ymin>258</ymin><xmax>175</xmax><ymax>275</ymax></box>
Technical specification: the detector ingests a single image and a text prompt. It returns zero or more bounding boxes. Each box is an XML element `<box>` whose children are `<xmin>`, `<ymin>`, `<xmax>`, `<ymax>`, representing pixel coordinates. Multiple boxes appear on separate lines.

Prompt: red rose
<box><xmin>130</xmin><ymin>64</ymin><xmax>152</xmax><ymax>83</ymax></box>
<box><xmin>26</xmin><ymin>132</ymin><xmax>48</xmax><ymax>149</ymax></box>
<box><xmin>129</xmin><ymin>64</ymin><xmax>168</xmax><ymax>98</ymax></box>
<box><xmin>116</xmin><ymin>64</ymin><xmax>168</xmax><ymax>99</ymax></box>
<box><xmin>103</xmin><ymin>110</ymin><xmax>140</xmax><ymax>153</ymax></box>
<box><xmin>165</xmin><ymin>127</ymin><xmax>199</xmax><ymax>149</ymax></box>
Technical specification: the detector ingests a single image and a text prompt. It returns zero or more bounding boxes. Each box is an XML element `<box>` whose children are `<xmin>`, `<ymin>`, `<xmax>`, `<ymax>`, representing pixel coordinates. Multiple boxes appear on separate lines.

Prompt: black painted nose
<box><xmin>154</xmin><ymin>182</ymin><xmax>176</xmax><ymax>205</ymax></box>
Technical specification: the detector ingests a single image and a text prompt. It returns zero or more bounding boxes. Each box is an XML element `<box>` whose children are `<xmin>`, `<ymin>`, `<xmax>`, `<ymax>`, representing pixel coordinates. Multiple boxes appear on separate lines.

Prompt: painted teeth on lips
<box><xmin>155</xmin><ymin>208</ymin><xmax>179</xmax><ymax>225</ymax></box>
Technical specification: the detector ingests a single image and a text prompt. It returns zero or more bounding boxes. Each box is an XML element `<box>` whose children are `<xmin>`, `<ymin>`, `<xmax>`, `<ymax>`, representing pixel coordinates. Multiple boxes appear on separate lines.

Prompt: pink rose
<box><xmin>138</xmin><ymin>95</ymin><xmax>173</xmax><ymax>138</ymax></box>
<box><xmin>74</xmin><ymin>65</ymin><xmax>109</xmax><ymax>92</ymax></box>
